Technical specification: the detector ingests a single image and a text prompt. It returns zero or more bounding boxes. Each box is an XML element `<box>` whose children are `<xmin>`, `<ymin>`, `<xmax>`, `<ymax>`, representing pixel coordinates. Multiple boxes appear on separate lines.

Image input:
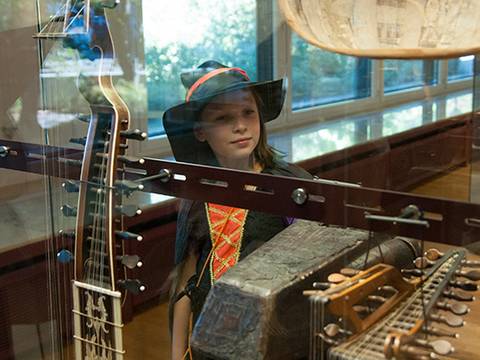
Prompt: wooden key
<box><xmin>323</xmin><ymin>323</ymin><xmax>352</xmax><ymax>337</ymax></box>
<box><xmin>401</xmin><ymin>268</ymin><xmax>423</xmax><ymax>277</ymax></box>
<box><xmin>425</xmin><ymin>248</ymin><xmax>444</xmax><ymax>261</ymax></box>
<box><xmin>462</xmin><ymin>259</ymin><xmax>480</xmax><ymax>268</ymax></box>
<box><xmin>340</xmin><ymin>267</ymin><xmax>360</xmax><ymax>277</ymax></box>
<box><xmin>399</xmin><ymin>345</ymin><xmax>438</xmax><ymax>360</ymax></box>
<box><xmin>436</xmin><ymin>300</ymin><xmax>469</xmax><ymax>315</ymax></box>
<box><xmin>328</xmin><ymin>273</ymin><xmax>348</xmax><ymax>284</ymax></box>
<box><xmin>414</xmin><ymin>338</ymin><xmax>454</xmax><ymax>356</ymax></box>
<box><xmin>367</xmin><ymin>295</ymin><xmax>387</xmax><ymax>304</ymax></box>
<box><xmin>443</xmin><ymin>289</ymin><xmax>475</xmax><ymax>302</ymax></box>
<box><xmin>414</xmin><ymin>256</ymin><xmax>435</xmax><ymax>269</ymax></box>
<box><xmin>352</xmin><ymin>304</ymin><xmax>371</xmax><ymax>314</ymax></box>
<box><xmin>449</xmin><ymin>279</ymin><xmax>478</xmax><ymax>292</ymax></box>
<box><xmin>378</xmin><ymin>285</ymin><xmax>397</xmax><ymax>294</ymax></box>
<box><xmin>430</xmin><ymin>312</ymin><xmax>465</xmax><ymax>328</ymax></box>
<box><xmin>456</xmin><ymin>269</ymin><xmax>480</xmax><ymax>281</ymax></box>
<box><xmin>423</xmin><ymin>325</ymin><xmax>459</xmax><ymax>338</ymax></box>
<box><xmin>312</xmin><ymin>282</ymin><xmax>331</xmax><ymax>290</ymax></box>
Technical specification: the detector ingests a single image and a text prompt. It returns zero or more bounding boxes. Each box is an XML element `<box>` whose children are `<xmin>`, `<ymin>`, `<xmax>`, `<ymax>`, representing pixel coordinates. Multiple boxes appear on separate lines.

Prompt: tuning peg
<box><xmin>117</xmin><ymin>155</ymin><xmax>145</xmax><ymax>165</ymax></box>
<box><xmin>62</xmin><ymin>180</ymin><xmax>80</xmax><ymax>193</ymax></box>
<box><xmin>397</xmin><ymin>345</ymin><xmax>435</xmax><ymax>360</ymax></box>
<box><xmin>77</xmin><ymin>114</ymin><xmax>91</xmax><ymax>123</ymax></box>
<box><xmin>413</xmin><ymin>338</ymin><xmax>454</xmax><ymax>356</ymax></box>
<box><xmin>117</xmin><ymin>255</ymin><xmax>142</xmax><ymax>269</ymax></box>
<box><xmin>0</xmin><ymin>145</ymin><xmax>10</xmax><ymax>158</ymax></box>
<box><xmin>401</xmin><ymin>268</ymin><xmax>423</xmax><ymax>277</ymax></box>
<box><xmin>323</xmin><ymin>323</ymin><xmax>351</xmax><ymax>338</ymax></box>
<box><xmin>120</xmin><ymin>129</ymin><xmax>147</xmax><ymax>141</ymax></box>
<box><xmin>69</xmin><ymin>137</ymin><xmax>87</xmax><ymax>146</ymax></box>
<box><xmin>352</xmin><ymin>304</ymin><xmax>372</xmax><ymax>314</ymax></box>
<box><xmin>58</xmin><ymin>229</ymin><xmax>75</xmax><ymax>239</ymax></box>
<box><xmin>115</xmin><ymin>180</ymin><xmax>144</xmax><ymax>195</ymax></box>
<box><xmin>61</xmin><ymin>204</ymin><xmax>77</xmax><ymax>217</ymax></box>
<box><xmin>424</xmin><ymin>248</ymin><xmax>444</xmax><ymax>261</ymax></box>
<box><xmin>430</xmin><ymin>312</ymin><xmax>464</xmax><ymax>328</ymax></box>
<box><xmin>456</xmin><ymin>269</ymin><xmax>480</xmax><ymax>281</ymax></box>
<box><xmin>97</xmin><ymin>0</ymin><xmax>120</xmax><ymax>9</ymax></box>
<box><xmin>312</xmin><ymin>282</ymin><xmax>331</xmax><ymax>290</ymax></box>
<box><xmin>117</xmin><ymin>279</ymin><xmax>145</xmax><ymax>295</ymax></box>
<box><xmin>422</xmin><ymin>325</ymin><xmax>459</xmax><ymax>338</ymax></box>
<box><xmin>414</xmin><ymin>256</ymin><xmax>435</xmax><ymax>269</ymax></box>
<box><xmin>378</xmin><ymin>285</ymin><xmax>397</xmax><ymax>294</ymax></box>
<box><xmin>449</xmin><ymin>279</ymin><xmax>478</xmax><ymax>291</ymax></box>
<box><xmin>61</xmin><ymin>158</ymin><xmax>83</xmax><ymax>167</ymax></box>
<box><xmin>339</xmin><ymin>268</ymin><xmax>360</xmax><ymax>277</ymax></box>
<box><xmin>443</xmin><ymin>289</ymin><xmax>474</xmax><ymax>302</ymax></box>
<box><xmin>462</xmin><ymin>259</ymin><xmax>480</xmax><ymax>268</ymax></box>
<box><xmin>367</xmin><ymin>295</ymin><xmax>387</xmax><ymax>304</ymax></box>
<box><xmin>57</xmin><ymin>249</ymin><xmax>73</xmax><ymax>263</ymax></box>
<box><xmin>96</xmin><ymin>153</ymin><xmax>145</xmax><ymax>165</ymax></box>
<box><xmin>116</xmin><ymin>204</ymin><xmax>142</xmax><ymax>217</ymax></box>
<box><xmin>436</xmin><ymin>300</ymin><xmax>469</xmax><ymax>315</ymax></box>
<box><xmin>115</xmin><ymin>230</ymin><xmax>143</xmax><ymax>242</ymax></box>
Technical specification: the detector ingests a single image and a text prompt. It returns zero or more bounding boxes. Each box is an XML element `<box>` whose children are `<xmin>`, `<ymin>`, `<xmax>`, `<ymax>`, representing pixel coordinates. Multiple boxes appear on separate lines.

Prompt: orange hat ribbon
<box><xmin>185</xmin><ymin>67</ymin><xmax>250</xmax><ymax>102</ymax></box>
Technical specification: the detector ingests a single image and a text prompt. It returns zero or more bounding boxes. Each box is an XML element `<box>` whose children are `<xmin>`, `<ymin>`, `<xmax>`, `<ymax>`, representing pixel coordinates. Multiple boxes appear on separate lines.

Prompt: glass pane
<box><xmin>291</xmin><ymin>33</ymin><xmax>371</xmax><ymax>110</ymax></box>
<box><xmin>384</xmin><ymin>60</ymin><xmax>437</xmax><ymax>93</ymax></box>
<box><xmin>143</xmin><ymin>0</ymin><xmax>257</xmax><ymax>138</ymax></box>
<box><xmin>2</xmin><ymin>1</ymin><xmax>480</xmax><ymax>360</ymax></box>
<box><xmin>448</xmin><ymin>55</ymin><xmax>474</xmax><ymax>81</ymax></box>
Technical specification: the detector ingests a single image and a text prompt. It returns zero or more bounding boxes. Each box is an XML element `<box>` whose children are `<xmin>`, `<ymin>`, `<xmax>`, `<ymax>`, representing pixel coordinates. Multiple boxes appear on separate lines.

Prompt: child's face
<box><xmin>195</xmin><ymin>89</ymin><xmax>260</xmax><ymax>168</ymax></box>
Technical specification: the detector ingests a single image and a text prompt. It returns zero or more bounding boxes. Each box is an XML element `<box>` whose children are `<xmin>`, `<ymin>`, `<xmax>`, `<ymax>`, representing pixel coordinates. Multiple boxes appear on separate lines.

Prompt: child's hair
<box><xmin>251</xmin><ymin>90</ymin><xmax>281</xmax><ymax>169</ymax></box>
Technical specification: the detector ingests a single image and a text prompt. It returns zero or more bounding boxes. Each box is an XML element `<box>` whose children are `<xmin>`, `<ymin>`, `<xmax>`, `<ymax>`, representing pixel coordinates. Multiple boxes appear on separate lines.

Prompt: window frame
<box><xmin>138</xmin><ymin>0</ymin><xmax>475</xmax><ymax>157</ymax></box>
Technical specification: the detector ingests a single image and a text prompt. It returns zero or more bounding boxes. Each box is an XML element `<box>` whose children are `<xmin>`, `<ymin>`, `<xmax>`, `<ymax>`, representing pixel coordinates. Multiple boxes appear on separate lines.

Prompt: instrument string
<box><xmin>35</xmin><ymin>0</ymin><xmax>53</xmax><ymax>353</ymax></box>
<box><xmin>54</xmin><ymin>39</ymin><xmax>66</xmax><ymax>358</ymax></box>
<box><xmin>310</xmin><ymin>297</ymin><xmax>315</xmax><ymax>360</ymax></box>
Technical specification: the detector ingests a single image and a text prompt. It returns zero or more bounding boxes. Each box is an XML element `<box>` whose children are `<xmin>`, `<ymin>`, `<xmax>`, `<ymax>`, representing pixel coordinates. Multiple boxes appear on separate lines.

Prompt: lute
<box><xmin>35</xmin><ymin>1</ymin><xmax>147</xmax><ymax>358</ymax></box>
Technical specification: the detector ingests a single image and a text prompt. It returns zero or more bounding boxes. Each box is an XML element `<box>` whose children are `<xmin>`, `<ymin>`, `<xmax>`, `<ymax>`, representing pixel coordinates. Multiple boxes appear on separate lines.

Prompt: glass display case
<box><xmin>1</xmin><ymin>1</ymin><xmax>480</xmax><ymax>359</ymax></box>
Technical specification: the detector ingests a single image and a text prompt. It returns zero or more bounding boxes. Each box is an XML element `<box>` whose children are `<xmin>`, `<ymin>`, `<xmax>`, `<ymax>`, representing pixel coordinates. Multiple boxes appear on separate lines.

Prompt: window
<box><xmin>448</xmin><ymin>55</ymin><xmax>474</xmax><ymax>81</ymax></box>
<box><xmin>141</xmin><ymin>1</ymin><xmax>475</xmax><ymax>150</ymax></box>
<box><xmin>142</xmin><ymin>0</ymin><xmax>257</xmax><ymax>138</ymax></box>
<box><xmin>291</xmin><ymin>34</ymin><xmax>371</xmax><ymax>110</ymax></box>
<box><xmin>384</xmin><ymin>60</ymin><xmax>438</xmax><ymax>93</ymax></box>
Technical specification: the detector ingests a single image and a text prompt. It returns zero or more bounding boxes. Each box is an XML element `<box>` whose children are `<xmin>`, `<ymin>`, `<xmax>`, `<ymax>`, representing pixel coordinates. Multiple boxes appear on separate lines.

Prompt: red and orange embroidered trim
<box><xmin>205</xmin><ymin>203</ymin><xmax>248</xmax><ymax>283</ymax></box>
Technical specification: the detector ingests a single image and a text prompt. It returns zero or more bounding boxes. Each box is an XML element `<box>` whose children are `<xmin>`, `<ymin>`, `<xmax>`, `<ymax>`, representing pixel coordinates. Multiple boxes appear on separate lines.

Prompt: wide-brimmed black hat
<box><xmin>162</xmin><ymin>60</ymin><xmax>285</xmax><ymax>164</ymax></box>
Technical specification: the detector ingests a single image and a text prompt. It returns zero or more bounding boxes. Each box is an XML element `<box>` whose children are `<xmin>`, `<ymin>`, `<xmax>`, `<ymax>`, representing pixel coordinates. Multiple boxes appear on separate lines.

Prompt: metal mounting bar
<box><xmin>364</xmin><ymin>213</ymin><xmax>430</xmax><ymax>228</ymax></box>
<box><xmin>0</xmin><ymin>139</ymin><xmax>82</xmax><ymax>180</ymax></box>
<box><xmin>134</xmin><ymin>157</ymin><xmax>480</xmax><ymax>245</ymax></box>
<box><xmin>2</xmin><ymin>138</ymin><xmax>480</xmax><ymax>246</ymax></box>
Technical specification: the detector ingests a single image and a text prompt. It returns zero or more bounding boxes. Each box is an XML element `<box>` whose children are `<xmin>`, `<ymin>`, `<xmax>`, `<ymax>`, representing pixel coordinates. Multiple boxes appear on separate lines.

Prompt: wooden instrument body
<box><xmin>191</xmin><ymin>220</ymin><xmax>420</xmax><ymax>359</ymax></box>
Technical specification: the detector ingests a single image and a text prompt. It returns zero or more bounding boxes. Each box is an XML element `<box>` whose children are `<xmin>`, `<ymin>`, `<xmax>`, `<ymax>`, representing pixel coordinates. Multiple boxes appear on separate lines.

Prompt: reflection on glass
<box><xmin>382</xmin><ymin>105</ymin><xmax>423</xmax><ymax>136</ymax></box>
<box><xmin>276</xmin><ymin>90</ymin><xmax>471</xmax><ymax>164</ymax></box>
<box><xmin>290</xmin><ymin>121</ymin><xmax>357</xmax><ymax>162</ymax></box>
<box><xmin>291</xmin><ymin>33</ymin><xmax>371</xmax><ymax>110</ymax></box>
<box><xmin>384</xmin><ymin>60</ymin><xmax>437</xmax><ymax>93</ymax></box>
<box><xmin>142</xmin><ymin>0</ymin><xmax>257</xmax><ymax>137</ymax></box>
<box><xmin>448</xmin><ymin>55</ymin><xmax>474</xmax><ymax>81</ymax></box>
<box><xmin>446</xmin><ymin>93</ymin><xmax>472</xmax><ymax>118</ymax></box>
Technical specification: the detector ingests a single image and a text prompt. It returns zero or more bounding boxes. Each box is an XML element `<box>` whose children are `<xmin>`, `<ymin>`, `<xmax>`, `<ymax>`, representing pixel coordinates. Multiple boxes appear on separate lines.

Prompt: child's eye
<box><xmin>244</xmin><ymin>108</ymin><xmax>256</xmax><ymax>116</ymax></box>
<box><xmin>214</xmin><ymin>114</ymin><xmax>228</xmax><ymax>122</ymax></box>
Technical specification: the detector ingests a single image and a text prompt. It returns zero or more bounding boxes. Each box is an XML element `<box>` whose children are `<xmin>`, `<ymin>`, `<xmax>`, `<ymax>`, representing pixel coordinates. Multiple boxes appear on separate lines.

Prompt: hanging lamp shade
<box><xmin>278</xmin><ymin>0</ymin><xmax>480</xmax><ymax>59</ymax></box>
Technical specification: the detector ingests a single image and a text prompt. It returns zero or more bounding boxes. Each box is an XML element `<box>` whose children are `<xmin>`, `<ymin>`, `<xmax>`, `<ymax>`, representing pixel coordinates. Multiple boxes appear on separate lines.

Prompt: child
<box><xmin>162</xmin><ymin>60</ymin><xmax>311</xmax><ymax>359</ymax></box>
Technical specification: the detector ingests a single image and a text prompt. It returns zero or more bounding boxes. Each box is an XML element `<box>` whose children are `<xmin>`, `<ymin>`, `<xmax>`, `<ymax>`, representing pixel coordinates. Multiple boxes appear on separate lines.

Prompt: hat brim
<box><xmin>163</xmin><ymin>78</ymin><xmax>285</xmax><ymax>164</ymax></box>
